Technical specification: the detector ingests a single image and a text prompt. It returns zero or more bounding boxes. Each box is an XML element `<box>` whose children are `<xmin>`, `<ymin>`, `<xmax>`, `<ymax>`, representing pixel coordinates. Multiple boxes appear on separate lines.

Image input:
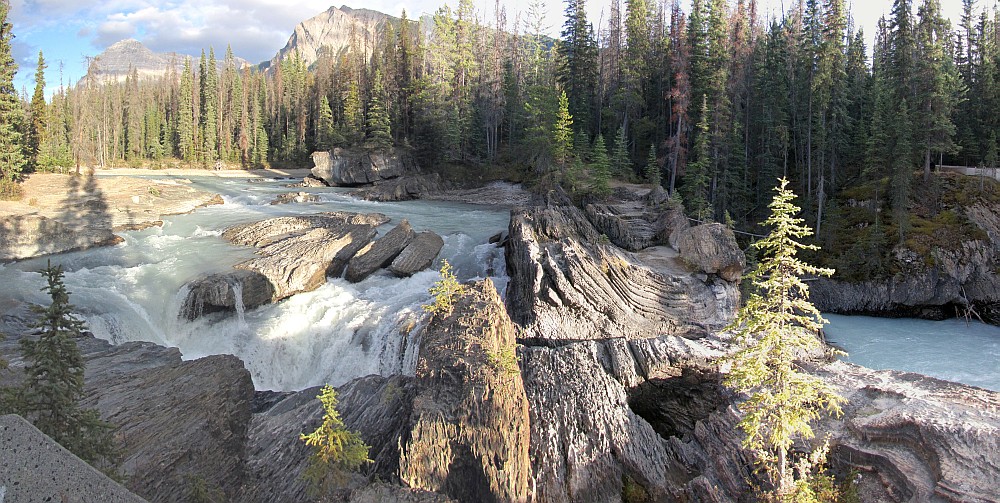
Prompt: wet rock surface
<box><xmin>389</xmin><ymin>232</ymin><xmax>445</xmax><ymax>277</ymax></box>
<box><xmin>180</xmin><ymin>212</ymin><xmax>389</xmax><ymax>318</ymax></box>
<box><xmin>345</xmin><ymin>220</ymin><xmax>415</xmax><ymax>283</ymax></box>
<box><xmin>350</xmin><ymin>174</ymin><xmax>442</xmax><ymax>201</ymax></box>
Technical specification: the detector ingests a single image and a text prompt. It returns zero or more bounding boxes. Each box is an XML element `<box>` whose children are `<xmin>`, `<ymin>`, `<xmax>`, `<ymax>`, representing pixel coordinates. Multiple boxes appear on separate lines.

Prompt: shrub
<box><xmin>421</xmin><ymin>260</ymin><xmax>465</xmax><ymax>316</ymax></box>
<box><xmin>300</xmin><ymin>385</ymin><xmax>371</xmax><ymax>496</ymax></box>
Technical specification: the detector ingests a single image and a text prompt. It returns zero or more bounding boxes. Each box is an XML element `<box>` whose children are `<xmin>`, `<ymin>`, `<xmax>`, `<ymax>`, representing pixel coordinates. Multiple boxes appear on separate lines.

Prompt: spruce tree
<box><xmin>590</xmin><ymin>133</ymin><xmax>611</xmax><ymax>196</ymax></box>
<box><xmin>316</xmin><ymin>95</ymin><xmax>336</xmax><ymax>150</ymax></box>
<box><xmin>28</xmin><ymin>50</ymin><xmax>46</xmax><ymax>170</ymax></box>
<box><xmin>644</xmin><ymin>144</ymin><xmax>660</xmax><ymax>187</ymax></box>
<box><xmin>178</xmin><ymin>57</ymin><xmax>196</xmax><ymax>162</ymax></box>
<box><xmin>366</xmin><ymin>70</ymin><xmax>393</xmax><ymax>149</ymax></box>
<box><xmin>0</xmin><ymin>0</ymin><xmax>25</xmax><ymax>190</ymax></box>
<box><xmin>18</xmin><ymin>263</ymin><xmax>116</xmax><ymax>467</ymax></box>
<box><xmin>553</xmin><ymin>90</ymin><xmax>574</xmax><ymax>171</ymax></box>
<box><xmin>724</xmin><ymin>179</ymin><xmax>844</xmax><ymax>497</ymax></box>
<box><xmin>301</xmin><ymin>385</ymin><xmax>371</xmax><ymax>496</ymax></box>
<box><xmin>683</xmin><ymin>96</ymin><xmax>712</xmax><ymax>221</ymax></box>
<box><xmin>610</xmin><ymin>124</ymin><xmax>630</xmax><ymax>178</ymax></box>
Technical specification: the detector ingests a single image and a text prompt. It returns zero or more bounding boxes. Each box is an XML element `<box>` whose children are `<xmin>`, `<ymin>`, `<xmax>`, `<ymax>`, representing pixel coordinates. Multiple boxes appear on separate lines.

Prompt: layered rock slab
<box><xmin>345</xmin><ymin>220</ymin><xmax>415</xmax><ymax>283</ymax></box>
<box><xmin>311</xmin><ymin>148</ymin><xmax>417</xmax><ymax>186</ymax></box>
<box><xmin>390</xmin><ymin>231</ymin><xmax>445</xmax><ymax>277</ymax></box>
<box><xmin>181</xmin><ymin>212</ymin><xmax>388</xmax><ymax>319</ymax></box>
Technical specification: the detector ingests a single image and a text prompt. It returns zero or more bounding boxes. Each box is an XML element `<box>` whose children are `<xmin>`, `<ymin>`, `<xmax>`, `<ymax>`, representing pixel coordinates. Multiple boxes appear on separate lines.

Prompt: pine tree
<box><xmin>178</xmin><ymin>57</ymin><xmax>196</xmax><ymax>162</ymax></box>
<box><xmin>28</xmin><ymin>50</ymin><xmax>46</xmax><ymax>170</ymax></box>
<box><xmin>553</xmin><ymin>90</ymin><xmax>574</xmax><ymax>171</ymax></box>
<box><xmin>590</xmin><ymin>133</ymin><xmax>611</xmax><ymax>196</ymax></box>
<box><xmin>684</xmin><ymin>96</ymin><xmax>712</xmax><ymax>221</ymax></box>
<box><xmin>366</xmin><ymin>70</ymin><xmax>393</xmax><ymax>148</ymax></box>
<box><xmin>724</xmin><ymin>178</ymin><xmax>844</xmax><ymax>496</ymax></box>
<box><xmin>610</xmin><ymin>124</ymin><xmax>630</xmax><ymax>177</ymax></box>
<box><xmin>915</xmin><ymin>0</ymin><xmax>960</xmax><ymax>182</ymax></box>
<box><xmin>557</xmin><ymin>0</ymin><xmax>598</xmax><ymax>134</ymax></box>
<box><xmin>18</xmin><ymin>263</ymin><xmax>116</xmax><ymax>467</ymax></box>
<box><xmin>300</xmin><ymin>385</ymin><xmax>371</xmax><ymax>496</ymax></box>
<box><xmin>316</xmin><ymin>94</ymin><xmax>336</xmax><ymax>150</ymax></box>
<box><xmin>342</xmin><ymin>80</ymin><xmax>363</xmax><ymax>145</ymax></box>
<box><xmin>200</xmin><ymin>48</ymin><xmax>219</xmax><ymax>162</ymax></box>
<box><xmin>0</xmin><ymin>0</ymin><xmax>25</xmax><ymax>190</ymax></box>
<box><xmin>645</xmin><ymin>143</ymin><xmax>660</xmax><ymax>186</ymax></box>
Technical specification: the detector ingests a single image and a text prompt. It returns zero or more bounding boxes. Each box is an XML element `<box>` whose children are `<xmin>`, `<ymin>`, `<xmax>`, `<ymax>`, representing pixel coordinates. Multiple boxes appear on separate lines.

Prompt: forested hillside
<box><xmin>0</xmin><ymin>0</ymin><xmax>996</xmax><ymax>237</ymax></box>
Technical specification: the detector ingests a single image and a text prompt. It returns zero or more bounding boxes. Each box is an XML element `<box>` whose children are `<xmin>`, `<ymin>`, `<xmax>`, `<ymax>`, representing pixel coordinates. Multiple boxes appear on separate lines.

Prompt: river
<box><xmin>825</xmin><ymin>313</ymin><xmax>1000</xmax><ymax>391</ymax></box>
<box><xmin>0</xmin><ymin>175</ymin><xmax>510</xmax><ymax>391</ymax></box>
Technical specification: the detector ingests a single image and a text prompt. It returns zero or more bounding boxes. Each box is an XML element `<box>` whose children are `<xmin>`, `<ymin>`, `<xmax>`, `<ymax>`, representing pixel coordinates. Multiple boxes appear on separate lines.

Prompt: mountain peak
<box><xmin>271</xmin><ymin>5</ymin><xmax>396</xmax><ymax>69</ymax></box>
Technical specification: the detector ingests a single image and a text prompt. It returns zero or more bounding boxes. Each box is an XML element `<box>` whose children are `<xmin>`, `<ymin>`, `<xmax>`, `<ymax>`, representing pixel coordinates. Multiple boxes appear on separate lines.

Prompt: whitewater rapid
<box><xmin>1</xmin><ymin>175</ymin><xmax>510</xmax><ymax>391</ymax></box>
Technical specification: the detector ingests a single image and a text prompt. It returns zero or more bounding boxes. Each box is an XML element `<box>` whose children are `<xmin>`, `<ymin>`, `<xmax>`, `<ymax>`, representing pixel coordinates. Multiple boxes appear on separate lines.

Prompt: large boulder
<box><xmin>179</xmin><ymin>270</ymin><xmax>274</xmax><ymax>321</ymax></box>
<box><xmin>389</xmin><ymin>231</ymin><xmax>444</xmax><ymax>277</ymax></box>
<box><xmin>671</xmin><ymin>223</ymin><xmax>746</xmax><ymax>282</ymax></box>
<box><xmin>77</xmin><ymin>338</ymin><xmax>255</xmax><ymax>503</ymax></box>
<box><xmin>345</xmin><ymin>220</ymin><xmax>415</xmax><ymax>283</ymax></box>
<box><xmin>311</xmin><ymin>148</ymin><xmax>417</xmax><ymax>186</ymax></box>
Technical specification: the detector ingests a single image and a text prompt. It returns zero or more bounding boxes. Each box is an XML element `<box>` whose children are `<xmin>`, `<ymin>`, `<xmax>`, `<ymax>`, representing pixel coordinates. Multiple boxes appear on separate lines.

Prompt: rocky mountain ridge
<box><xmin>82</xmin><ymin>39</ymin><xmax>251</xmax><ymax>85</ymax></box>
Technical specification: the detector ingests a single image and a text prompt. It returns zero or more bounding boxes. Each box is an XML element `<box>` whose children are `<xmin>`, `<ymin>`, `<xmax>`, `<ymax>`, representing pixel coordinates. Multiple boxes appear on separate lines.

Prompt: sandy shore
<box><xmin>89</xmin><ymin>167</ymin><xmax>314</xmax><ymax>178</ymax></box>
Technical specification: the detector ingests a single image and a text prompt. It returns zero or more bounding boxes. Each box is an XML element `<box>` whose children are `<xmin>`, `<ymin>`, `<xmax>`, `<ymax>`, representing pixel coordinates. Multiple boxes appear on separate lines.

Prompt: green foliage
<box><xmin>683</xmin><ymin>96</ymin><xmax>712</xmax><ymax>221</ymax></box>
<box><xmin>186</xmin><ymin>474</ymin><xmax>225</xmax><ymax>503</ymax></box>
<box><xmin>27</xmin><ymin>50</ymin><xmax>46</xmax><ymax>169</ymax></box>
<box><xmin>644</xmin><ymin>144</ymin><xmax>660</xmax><ymax>187</ymax></box>
<box><xmin>621</xmin><ymin>474</ymin><xmax>650</xmax><ymax>503</ymax></box>
<box><xmin>610</xmin><ymin>125</ymin><xmax>631</xmax><ymax>178</ymax></box>
<box><xmin>590</xmin><ymin>133</ymin><xmax>612</xmax><ymax>197</ymax></box>
<box><xmin>17</xmin><ymin>262</ymin><xmax>117</xmax><ymax>468</ymax></box>
<box><xmin>723</xmin><ymin>179</ymin><xmax>844</xmax><ymax>496</ymax></box>
<box><xmin>553</xmin><ymin>90</ymin><xmax>574</xmax><ymax>171</ymax></box>
<box><xmin>487</xmin><ymin>343</ymin><xmax>519</xmax><ymax>376</ymax></box>
<box><xmin>0</xmin><ymin>0</ymin><xmax>25</xmax><ymax>183</ymax></box>
<box><xmin>300</xmin><ymin>385</ymin><xmax>371</xmax><ymax>496</ymax></box>
<box><xmin>421</xmin><ymin>260</ymin><xmax>466</xmax><ymax>316</ymax></box>
<box><xmin>366</xmin><ymin>70</ymin><xmax>393</xmax><ymax>148</ymax></box>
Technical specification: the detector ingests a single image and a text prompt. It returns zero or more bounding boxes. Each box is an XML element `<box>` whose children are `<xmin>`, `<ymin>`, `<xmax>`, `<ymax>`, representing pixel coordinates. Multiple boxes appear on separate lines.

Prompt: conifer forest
<box><xmin>1</xmin><ymin>0</ymin><xmax>996</xmax><ymax>237</ymax></box>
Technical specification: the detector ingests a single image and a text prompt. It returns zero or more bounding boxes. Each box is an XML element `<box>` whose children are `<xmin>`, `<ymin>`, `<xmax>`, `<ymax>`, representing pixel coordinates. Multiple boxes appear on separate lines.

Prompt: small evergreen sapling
<box><xmin>422</xmin><ymin>260</ymin><xmax>466</xmax><ymax>316</ymax></box>
<box><xmin>723</xmin><ymin>179</ymin><xmax>845</xmax><ymax>498</ymax></box>
<box><xmin>300</xmin><ymin>385</ymin><xmax>371</xmax><ymax>496</ymax></box>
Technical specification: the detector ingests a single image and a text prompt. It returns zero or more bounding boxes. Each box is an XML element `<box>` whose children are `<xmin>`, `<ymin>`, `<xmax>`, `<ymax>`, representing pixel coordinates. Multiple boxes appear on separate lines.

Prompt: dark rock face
<box><xmin>311</xmin><ymin>148</ymin><xmax>417</xmax><ymax>186</ymax></box>
<box><xmin>0</xmin><ymin>414</ymin><xmax>146</xmax><ymax>503</ymax></box>
<box><xmin>180</xmin><ymin>212</ymin><xmax>388</xmax><ymax>319</ymax></box>
<box><xmin>345</xmin><ymin>220</ymin><xmax>416</xmax><ymax>283</ymax></box>
<box><xmin>179</xmin><ymin>270</ymin><xmax>274</xmax><ymax>321</ymax></box>
<box><xmin>389</xmin><ymin>231</ymin><xmax>445</xmax><ymax>277</ymax></box>
<box><xmin>71</xmin><ymin>336</ymin><xmax>254</xmax><ymax>503</ymax></box>
<box><xmin>351</xmin><ymin>174</ymin><xmax>442</xmax><ymax>201</ymax></box>
<box><xmin>811</xmin><ymin>202</ymin><xmax>1000</xmax><ymax>320</ymax></box>
<box><xmin>399</xmin><ymin>280</ymin><xmax>532</xmax><ymax>502</ymax></box>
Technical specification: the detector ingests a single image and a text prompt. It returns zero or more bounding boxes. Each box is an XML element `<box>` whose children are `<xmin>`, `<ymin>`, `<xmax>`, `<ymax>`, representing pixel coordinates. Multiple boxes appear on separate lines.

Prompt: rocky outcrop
<box><xmin>0</xmin><ymin>414</ymin><xmax>146</xmax><ymax>503</ymax></box>
<box><xmin>811</xmin><ymin>201</ymin><xmax>1000</xmax><ymax>321</ymax></box>
<box><xmin>425</xmin><ymin>181</ymin><xmax>539</xmax><ymax>208</ymax></box>
<box><xmin>390</xmin><ymin>232</ymin><xmax>445</xmax><ymax>277</ymax></box>
<box><xmin>672</xmin><ymin>223</ymin><xmax>746</xmax><ymax>282</ymax></box>
<box><xmin>181</xmin><ymin>212</ymin><xmax>389</xmax><ymax>318</ymax></box>
<box><xmin>505</xmin><ymin>199</ymin><xmax>742</xmax><ymax>342</ymax></box>
<box><xmin>311</xmin><ymin>148</ymin><xmax>417</xmax><ymax>186</ymax></box>
<box><xmin>78</xmin><ymin>339</ymin><xmax>254</xmax><ymax>503</ymax></box>
<box><xmin>815</xmin><ymin>362</ymin><xmax>1000</xmax><ymax>502</ymax></box>
<box><xmin>270</xmin><ymin>191</ymin><xmax>319</xmax><ymax>205</ymax></box>
<box><xmin>399</xmin><ymin>280</ymin><xmax>532</xmax><ymax>502</ymax></box>
<box><xmin>0</xmin><ymin>213</ymin><xmax>123</xmax><ymax>261</ymax></box>
<box><xmin>585</xmin><ymin>185</ymin><xmax>688</xmax><ymax>251</ymax></box>
<box><xmin>350</xmin><ymin>174</ymin><xmax>442</xmax><ymax>201</ymax></box>
<box><xmin>345</xmin><ymin>220</ymin><xmax>415</xmax><ymax>283</ymax></box>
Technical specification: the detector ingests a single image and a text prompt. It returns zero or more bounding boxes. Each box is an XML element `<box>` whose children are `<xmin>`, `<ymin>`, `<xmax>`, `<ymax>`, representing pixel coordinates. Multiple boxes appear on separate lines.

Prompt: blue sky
<box><xmin>7</xmin><ymin>0</ymin><xmax>964</xmax><ymax>97</ymax></box>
